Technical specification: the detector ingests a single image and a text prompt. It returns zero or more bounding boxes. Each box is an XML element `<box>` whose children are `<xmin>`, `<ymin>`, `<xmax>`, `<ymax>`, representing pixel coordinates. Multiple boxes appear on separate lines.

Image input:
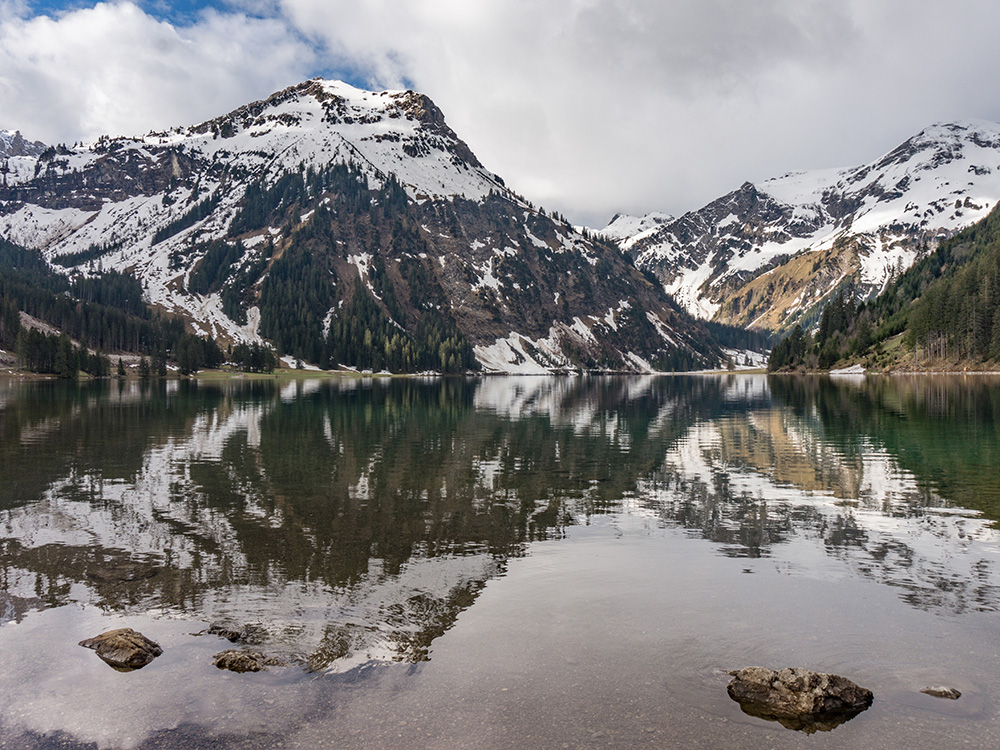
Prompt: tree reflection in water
<box><xmin>2</xmin><ymin>374</ymin><xmax>1000</xmax><ymax>671</ymax></box>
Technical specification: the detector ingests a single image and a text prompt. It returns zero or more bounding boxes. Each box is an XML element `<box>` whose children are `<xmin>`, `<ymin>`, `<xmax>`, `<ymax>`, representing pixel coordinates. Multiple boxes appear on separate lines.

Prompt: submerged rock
<box><xmin>213</xmin><ymin>649</ymin><xmax>287</xmax><ymax>673</ymax></box>
<box><xmin>202</xmin><ymin>621</ymin><xmax>267</xmax><ymax>644</ymax></box>
<box><xmin>85</xmin><ymin>560</ymin><xmax>159</xmax><ymax>583</ymax></box>
<box><xmin>921</xmin><ymin>686</ymin><xmax>961</xmax><ymax>700</ymax></box>
<box><xmin>206</xmin><ymin>622</ymin><xmax>245</xmax><ymax>643</ymax></box>
<box><xmin>79</xmin><ymin>628</ymin><xmax>163</xmax><ymax>671</ymax></box>
<box><xmin>727</xmin><ymin>667</ymin><xmax>873</xmax><ymax>732</ymax></box>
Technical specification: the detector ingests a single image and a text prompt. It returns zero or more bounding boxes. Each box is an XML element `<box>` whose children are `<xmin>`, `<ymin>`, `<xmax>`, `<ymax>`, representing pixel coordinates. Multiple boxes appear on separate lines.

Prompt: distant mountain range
<box><xmin>0</xmin><ymin>80</ymin><xmax>720</xmax><ymax>373</ymax></box>
<box><xmin>6</xmin><ymin>78</ymin><xmax>998</xmax><ymax>374</ymax></box>
<box><xmin>609</xmin><ymin>121</ymin><xmax>1000</xmax><ymax>332</ymax></box>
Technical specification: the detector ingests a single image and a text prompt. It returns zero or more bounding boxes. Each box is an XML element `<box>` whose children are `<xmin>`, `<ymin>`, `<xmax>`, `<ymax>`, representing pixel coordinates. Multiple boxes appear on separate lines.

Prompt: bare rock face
<box><xmin>79</xmin><ymin>628</ymin><xmax>163</xmax><ymax>671</ymax></box>
<box><xmin>727</xmin><ymin>666</ymin><xmax>873</xmax><ymax>732</ymax></box>
<box><xmin>213</xmin><ymin>649</ymin><xmax>287</xmax><ymax>673</ymax></box>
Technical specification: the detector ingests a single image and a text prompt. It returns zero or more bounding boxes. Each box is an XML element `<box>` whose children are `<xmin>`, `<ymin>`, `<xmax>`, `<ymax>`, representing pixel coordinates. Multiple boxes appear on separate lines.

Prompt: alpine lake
<box><xmin>2</xmin><ymin>373</ymin><xmax>1000</xmax><ymax>749</ymax></box>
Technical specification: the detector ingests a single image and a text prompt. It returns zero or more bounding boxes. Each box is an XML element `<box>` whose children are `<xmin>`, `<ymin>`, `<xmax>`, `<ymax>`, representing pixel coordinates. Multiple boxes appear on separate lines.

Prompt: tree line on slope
<box><xmin>220</xmin><ymin>160</ymin><xmax>719</xmax><ymax>373</ymax></box>
<box><xmin>0</xmin><ymin>236</ymin><xmax>236</xmax><ymax>376</ymax></box>
<box><xmin>222</xmin><ymin>162</ymin><xmax>479</xmax><ymax>373</ymax></box>
<box><xmin>768</xmin><ymin>203</ymin><xmax>1000</xmax><ymax>370</ymax></box>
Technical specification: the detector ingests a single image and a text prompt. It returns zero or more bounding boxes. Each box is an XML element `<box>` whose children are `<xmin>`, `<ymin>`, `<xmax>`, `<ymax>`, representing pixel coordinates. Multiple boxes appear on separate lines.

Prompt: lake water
<box><xmin>2</xmin><ymin>374</ymin><xmax>1000</xmax><ymax>749</ymax></box>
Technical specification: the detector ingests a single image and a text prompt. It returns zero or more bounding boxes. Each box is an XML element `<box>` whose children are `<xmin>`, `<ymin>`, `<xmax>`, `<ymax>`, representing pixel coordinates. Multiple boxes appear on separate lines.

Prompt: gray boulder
<box><xmin>79</xmin><ymin>628</ymin><xmax>163</xmax><ymax>671</ymax></box>
<box><xmin>727</xmin><ymin>666</ymin><xmax>873</xmax><ymax>732</ymax></box>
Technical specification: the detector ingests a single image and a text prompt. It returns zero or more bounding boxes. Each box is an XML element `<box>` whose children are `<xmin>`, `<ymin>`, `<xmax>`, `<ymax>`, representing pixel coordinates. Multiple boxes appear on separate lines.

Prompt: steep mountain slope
<box><xmin>769</xmin><ymin>202</ymin><xmax>1000</xmax><ymax>371</ymax></box>
<box><xmin>0</xmin><ymin>79</ymin><xmax>720</xmax><ymax>373</ymax></box>
<box><xmin>614</xmin><ymin>121</ymin><xmax>1000</xmax><ymax>332</ymax></box>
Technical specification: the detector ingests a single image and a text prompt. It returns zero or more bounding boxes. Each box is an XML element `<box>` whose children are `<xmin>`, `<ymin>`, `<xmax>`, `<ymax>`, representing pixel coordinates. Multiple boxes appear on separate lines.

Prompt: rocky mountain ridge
<box><xmin>611</xmin><ymin>120</ymin><xmax>1000</xmax><ymax>331</ymax></box>
<box><xmin>0</xmin><ymin>79</ymin><xmax>720</xmax><ymax>373</ymax></box>
<box><xmin>0</xmin><ymin>130</ymin><xmax>46</xmax><ymax>159</ymax></box>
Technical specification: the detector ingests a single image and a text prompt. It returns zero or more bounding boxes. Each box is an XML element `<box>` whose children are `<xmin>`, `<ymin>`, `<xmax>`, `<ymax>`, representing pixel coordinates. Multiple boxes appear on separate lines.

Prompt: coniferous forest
<box><xmin>221</xmin><ymin>163</ymin><xmax>480</xmax><ymax>372</ymax></box>
<box><xmin>0</xmin><ymin>163</ymin><xmax>481</xmax><ymax>376</ymax></box>
<box><xmin>0</xmin><ymin>161</ymin><xmax>481</xmax><ymax>376</ymax></box>
<box><xmin>769</xmin><ymin>203</ymin><xmax>1000</xmax><ymax>370</ymax></box>
<box><xmin>3</xmin><ymin>151</ymin><xmax>722</xmax><ymax>376</ymax></box>
<box><xmin>0</xmin><ymin>236</ymin><xmax>223</xmax><ymax>376</ymax></box>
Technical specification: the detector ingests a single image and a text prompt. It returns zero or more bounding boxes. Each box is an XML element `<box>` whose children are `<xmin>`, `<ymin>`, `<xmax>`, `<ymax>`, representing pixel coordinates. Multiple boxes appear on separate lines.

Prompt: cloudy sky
<box><xmin>2</xmin><ymin>0</ymin><xmax>1000</xmax><ymax>226</ymax></box>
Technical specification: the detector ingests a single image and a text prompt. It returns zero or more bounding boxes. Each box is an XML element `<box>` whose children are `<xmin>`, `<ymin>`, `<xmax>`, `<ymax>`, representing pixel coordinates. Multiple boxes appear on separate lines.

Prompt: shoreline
<box><xmin>7</xmin><ymin>363</ymin><xmax>1000</xmax><ymax>382</ymax></box>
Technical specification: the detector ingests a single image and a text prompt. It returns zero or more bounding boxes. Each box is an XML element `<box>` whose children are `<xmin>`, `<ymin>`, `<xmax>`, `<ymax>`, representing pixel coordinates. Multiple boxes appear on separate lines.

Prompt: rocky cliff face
<box><xmin>0</xmin><ymin>130</ymin><xmax>46</xmax><ymax>159</ymax></box>
<box><xmin>613</xmin><ymin>121</ymin><xmax>1000</xmax><ymax>332</ymax></box>
<box><xmin>0</xmin><ymin>79</ymin><xmax>720</xmax><ymax>372</ymax></box>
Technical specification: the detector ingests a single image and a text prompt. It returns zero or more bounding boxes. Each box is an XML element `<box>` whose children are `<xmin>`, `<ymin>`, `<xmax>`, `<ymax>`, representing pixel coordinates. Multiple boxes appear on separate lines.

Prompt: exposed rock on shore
<box><xmin>79</xmin><ymin>628</ymin><xmax>163</xmax><ymax>671</ymax></box>
<box><xmin>727</xmin><ymin>666</ymin><xmax>873</xmax><ymax>732</ymax></box>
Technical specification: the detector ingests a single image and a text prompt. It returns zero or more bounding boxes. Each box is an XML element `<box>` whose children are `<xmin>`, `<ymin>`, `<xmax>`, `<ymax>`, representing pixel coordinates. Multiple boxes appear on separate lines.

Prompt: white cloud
<box><xmin>277</xmin><ymin>0</ymin><xmax>1000</xmax><ymax>224</ymax></box>
<box><xmin>3</xmin><ymin>1</ymin><xmax>1000</xmax><ymax>226</ymax></box>
<box><xmin>0</xmin><ymin>1</ymin><xmax>314</xmax><ymax>144</ymax></box>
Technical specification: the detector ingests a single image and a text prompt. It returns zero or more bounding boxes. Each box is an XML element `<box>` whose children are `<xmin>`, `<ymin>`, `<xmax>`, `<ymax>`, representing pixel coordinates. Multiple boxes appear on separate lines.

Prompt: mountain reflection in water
<box><xmin>2</xmin><ymin>373</ymin><xmax>1000</xmax><ymax>677</ymax></box>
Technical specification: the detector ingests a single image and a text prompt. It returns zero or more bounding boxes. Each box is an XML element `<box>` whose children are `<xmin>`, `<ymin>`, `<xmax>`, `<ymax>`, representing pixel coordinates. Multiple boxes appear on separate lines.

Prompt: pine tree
<box><xmin>0</xmin><ymin>298</ymin><xmax>20</xmax><ymax>349</ymax></box>
<box><xmin>54</xmin><ymin>335</ymin><xmax>76</xmax><ymax>379</ymax></box>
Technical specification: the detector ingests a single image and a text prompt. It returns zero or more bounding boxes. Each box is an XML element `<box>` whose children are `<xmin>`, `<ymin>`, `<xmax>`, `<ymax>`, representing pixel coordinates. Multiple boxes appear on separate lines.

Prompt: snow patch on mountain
<box><xmin>664</xmin><ymin>258</ymin><xmax>721</xmax><ymax>320</ymax></box>
<box><xmin>0</xmin><ymin>204</ymin><xmax>93</xmax><ymax>249</ymax></box>
<box><xmin>601</xmin><ymin>212</ymin><xmax>673</xmax><ymax>248</ymax></box>
<box><xmin>615</xmin><ymin>120</ymin><xmax>1000</xmax><ymax>325</ymax></box>
<box><xmin>474</xmin><ymin>333</ymin><xmax>557</xmax><ymax>374</ymax></box>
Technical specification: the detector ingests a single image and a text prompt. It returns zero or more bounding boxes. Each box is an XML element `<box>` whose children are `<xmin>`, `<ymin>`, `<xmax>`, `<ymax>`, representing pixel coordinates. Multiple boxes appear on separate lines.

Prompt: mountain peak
<box><xmin>57</xmin><ymin>78</ymin><xmax>503</xmax><ymax>207</ymax></box>
<box><xmin>601</xmin><ymin>212</ymin><xmax>674</xmax><ymax>247</ymax></box>
<box><xmin>617</xmin><ymin>118</ymin><xmax>1000</xmax><ymax>331</ymax></box>
<box><xmin>0</xmin><ymin>79</ymin><xmax>720</xmax><ymax>374</ymax></box>
<box><xmin>912</xmin><ymin>119</ymin><xmax>1000</xmax><ymax>142</ymax></box>
<box><xmin>0</xmin><ymin>129</ymin><xmax>47</xmax><ymax>158</ymax></box>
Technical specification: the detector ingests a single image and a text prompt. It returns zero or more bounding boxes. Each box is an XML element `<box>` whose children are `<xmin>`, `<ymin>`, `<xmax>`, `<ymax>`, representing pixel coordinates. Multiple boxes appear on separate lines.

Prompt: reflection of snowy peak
<box><xmin>615</xmin><ymin>120</ymin><xmax>1000</xmax><ymax>330</ymax></box>
<box><xmin>0</xmin><ymin>394</ymin><xmax>502</xmax><ymax>671</ymax></box>
<box><xmin>0</xmin><ymin>79</ymin><xmax>718</xmax><ymax>373</ymax></box>
<box><xmin>643</xmin><ymin>408</ymin><xmax>1000</xmax><ymax>613</ymax></box>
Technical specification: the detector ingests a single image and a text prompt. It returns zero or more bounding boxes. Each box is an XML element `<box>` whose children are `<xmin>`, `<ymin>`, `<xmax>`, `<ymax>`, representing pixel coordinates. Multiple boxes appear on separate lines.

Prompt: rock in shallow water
<box><xmin>213</xmin><ymin>649</ymin><xmax>287</xmax><ymax>673</ymax></box>
<box><xmin>205</xmin><ymin>621</ymin><xmax>267</xmax><ymax>644</ymax></box>
<box><xmin>727</xmin><ymin>666</ymin><xmax>873</xmax><ymax>733</ymax></box>
<box><xmin>921</xmin><ymin>686</ymin><xmax>961</xmax><ymax>700</ymax></box>
<box><xmin>78</xmin><ymin>628</ymin><xmax>163</xmax><ymax>671</ymax></box>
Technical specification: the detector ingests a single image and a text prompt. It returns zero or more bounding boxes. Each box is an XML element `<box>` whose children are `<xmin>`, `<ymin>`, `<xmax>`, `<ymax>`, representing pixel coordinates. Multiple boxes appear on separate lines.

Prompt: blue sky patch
<box><xmin>28</xmin><ymin>1</ymin><xmax>251</xmax><ymax>25</ymax></box>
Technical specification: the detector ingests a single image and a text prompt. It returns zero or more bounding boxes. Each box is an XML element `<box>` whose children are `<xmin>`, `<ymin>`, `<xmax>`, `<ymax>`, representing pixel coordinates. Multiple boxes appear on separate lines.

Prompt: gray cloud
<box><xmin>277</xmin><ymin>0</ymin><xmax>1000</xmax><ymax>224</ymax></box>
<box><xmin>2</xmin><ymin>1</ymin><xmax>1000</xmax><ymax>226</ymax></box>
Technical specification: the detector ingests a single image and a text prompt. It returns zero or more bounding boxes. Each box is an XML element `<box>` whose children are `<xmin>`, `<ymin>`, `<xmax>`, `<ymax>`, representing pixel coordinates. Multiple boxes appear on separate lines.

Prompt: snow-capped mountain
<box><xmin>614</xmin><ymin>120</ymin><xmax>1000</xmax><ymax>331</ymax></box>
<box><xmin>0</xmin><ymin>79</ymin><xmax>719</xmax><ymax>372</ymax></box>
<box><xmin>0</xmin><ymin>129</ymin><xmax>45</xmax><ymax>159</ymax></box>
<box><xmin>601</xmin><ymin>212</ymin><xmax>673</xmax><ymax>245</ymax></box>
